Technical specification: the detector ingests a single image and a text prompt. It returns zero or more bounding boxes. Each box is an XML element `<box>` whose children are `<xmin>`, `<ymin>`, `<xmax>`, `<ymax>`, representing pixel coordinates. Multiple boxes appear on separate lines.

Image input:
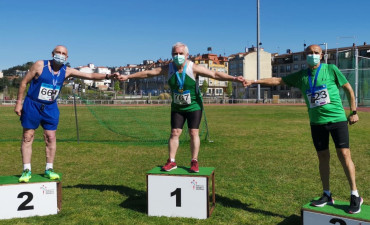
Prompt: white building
<box><xmin>0</xmin><ymin>71</ymin><xmax>3</xmax><ymax>78</ymax></box>
<box><xmin>228</xmin><ymin>47</ymin><xmax>272</xmax><ymax>99</ymax></box>
<box><xmin>77</xmin><ymin>65</ymin><xmax>112</xmax><ymax>89</ymax></box>
<box><xmin>78</xmin><ymin>66</ymin><xmax>95</xmax><ymax>86</ymax></box>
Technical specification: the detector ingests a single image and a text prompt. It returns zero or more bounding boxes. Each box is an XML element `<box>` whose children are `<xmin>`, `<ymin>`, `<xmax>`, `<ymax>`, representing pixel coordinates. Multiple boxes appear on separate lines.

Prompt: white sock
<box><xmin>46</xmin><ymin>163</ymin><xmax>53</xmax><ymax>170</ymax></box>
<box><xmin>23</xmin><ymin>163</ymin><xmax>31</xmax><ymax>171</ymax></box>
<box><xmin>170</xmin><ymin>158</ymin><xmax>175</xmax><ymax>163</ymax></box>
<box><xmin>192</xmin><ymin>158</ymin><xmax>198</xmax><ymax>162</ymax></box>
<box><xmin>324</xmin><ymin>190</ymin><xmax>331</xmax><ymax>196</ymax></box>
<box><xmin>351</xmin><ymin>190</ymin><xmax>359</xmax><ymax>197</ymax></box>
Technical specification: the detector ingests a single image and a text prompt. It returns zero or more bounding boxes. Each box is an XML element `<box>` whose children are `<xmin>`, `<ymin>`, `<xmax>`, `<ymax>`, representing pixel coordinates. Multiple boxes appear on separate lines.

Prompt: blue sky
<box><xmin>0</xmin><ymin>0</ymin><xmax>369</xmax><ymax>71</ymax></box>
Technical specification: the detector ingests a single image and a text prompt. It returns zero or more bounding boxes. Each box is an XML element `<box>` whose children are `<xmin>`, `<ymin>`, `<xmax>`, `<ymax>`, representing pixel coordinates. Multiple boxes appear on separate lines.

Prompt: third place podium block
<box><xmin>302</xmin><ymin>199</ymin><xmax>370</xmax><ymax>225</ymax></box>
<box><xmin>147</xmin><ymin>166</ymin><xmax>215</xmax><ymax>219</ymax></box>
<box><xmin>0</xmin><ymin>173</ymin><xmax>62</xmax><ymax>220</ymax></box>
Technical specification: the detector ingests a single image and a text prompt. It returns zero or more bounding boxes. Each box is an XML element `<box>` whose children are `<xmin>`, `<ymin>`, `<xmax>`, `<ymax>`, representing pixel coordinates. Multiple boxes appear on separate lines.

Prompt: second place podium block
<box><xmin>0</xmin><ymin>173</ymin><xmax>62</xmax><ymax>220</ymax></box>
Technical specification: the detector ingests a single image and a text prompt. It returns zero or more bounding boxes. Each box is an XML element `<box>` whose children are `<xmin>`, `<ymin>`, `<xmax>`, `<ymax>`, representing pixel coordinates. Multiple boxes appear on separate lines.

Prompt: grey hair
<box><xmin>171</xmin><ymin>42</ymin><xmax>189</xmax><ymax>55</ymax></box>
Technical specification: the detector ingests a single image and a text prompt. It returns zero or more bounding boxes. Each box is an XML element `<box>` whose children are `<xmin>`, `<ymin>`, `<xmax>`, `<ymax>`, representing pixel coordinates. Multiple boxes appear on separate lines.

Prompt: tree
<box><xmin>201</xmin><ymin>79</ymin><xmax>208</xmax><ymax>95</ymax></box>
<box><xmin>0</xmin><ymin>77</ymin><xmax>10</xmax><ymax>91</ymax></box>
<box><xmin>3</xmin><ymin>62</ymin><xmax>33</xmax><ymax>76</ymax></box>
<box><xmin>226</xmin><ymin>81</ymin><xmax>233</xmax><ymax>97</ymax></box>
<box><xmin>12</xmin><ymin>77</ymin><xmax>22</xmax><ymax>88</ymax></box>
<box><xmin>114</xmin><ymin>81</ymin><xmax>120</xmax><ymax>92</ymax></box>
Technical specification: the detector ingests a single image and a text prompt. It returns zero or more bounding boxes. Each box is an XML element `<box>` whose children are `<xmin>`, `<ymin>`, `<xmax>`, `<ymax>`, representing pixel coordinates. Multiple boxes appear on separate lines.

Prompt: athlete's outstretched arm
<box><xmin>115</xmin><ymin>66</ymin><xmax>168</xmax><ymax>82</ymax></box>
<box><xmin>192</xmin><ymin>63</ymin><xmax>248</xmax><ymax>86</ymax></box>
<box><xmin>66</xmin><ymin>68</ymin><xmax>114</xmax><ymax>80</ymax></box>
<box><xmin>253</xmin><ymin>77</ymin><xmax>285</xmax><ymax>86</ymax></box>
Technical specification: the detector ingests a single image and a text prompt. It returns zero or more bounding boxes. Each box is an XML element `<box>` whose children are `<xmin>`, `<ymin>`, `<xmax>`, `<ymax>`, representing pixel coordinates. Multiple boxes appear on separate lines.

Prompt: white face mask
<box><xmin>306</xmin><ymin>54</ymin><xmax>320</xmax><ymax>66</ymax></box>
<box><xmin>173</xmin><ymin>55</ymin><xmax>185</xmax><ymax>66</ymax></box>
<box><xmin>53</xmin><ymin>54</ymin><xmax>66</xmax><ymax>65</ymax></box>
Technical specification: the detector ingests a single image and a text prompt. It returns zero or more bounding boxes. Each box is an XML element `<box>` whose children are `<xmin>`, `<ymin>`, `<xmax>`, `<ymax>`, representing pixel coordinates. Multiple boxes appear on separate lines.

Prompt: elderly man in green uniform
<box><xmin>116</xmin><ymin>42</ymin><xmax>246</xmax><ymax>172</ymax></box>
<box><xmin>253</xmin><ymin>44</ymin><xmax>362</xmax><ymax>214</ymax></box>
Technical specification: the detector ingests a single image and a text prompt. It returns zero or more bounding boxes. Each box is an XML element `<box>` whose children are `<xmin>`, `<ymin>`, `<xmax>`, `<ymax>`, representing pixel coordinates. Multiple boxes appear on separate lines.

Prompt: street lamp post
<box><xmin>319</xmin><ymin>43</ymin><xmax>328</xmax><ymax>64</ymax></box>
<box><xmin>256</xmin><ymin>0</ymin><xmax>261</xmax><ymax>101</ymax></box>
<box><xmin>336</xmin><ymin>36</ymin><xmax>356</xmax><ymax>66</ymax></box>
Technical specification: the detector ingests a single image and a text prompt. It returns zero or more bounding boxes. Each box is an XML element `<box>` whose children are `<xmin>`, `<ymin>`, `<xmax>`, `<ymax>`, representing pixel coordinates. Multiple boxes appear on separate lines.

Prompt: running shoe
<box><xmin>190</xmin><ymin>159</ymin><xmax>199</xmax><ymax>173</ymax></box>
<box><xmin>19</xmin><ymin>169</ymin><xmax>32</xmax><ymax>183</ymax></box>
<box><xmin>44</xmin><ymin>168</ymin><xmax>60</xmax><ymax>180</ymax></box>
<box><xmin>311</xmin><ymin>192</ymin><xmax>334</xmax><ymax>207</ymax></box>
<box><xmin>162</xmin><ymin>159</ymin><xmax>177</xmax><ymax>171</ymax></box>
<box><xmin>348</xmin><ymin>195</ymin><xmax>363</xmax><ymax>214</ymax></box>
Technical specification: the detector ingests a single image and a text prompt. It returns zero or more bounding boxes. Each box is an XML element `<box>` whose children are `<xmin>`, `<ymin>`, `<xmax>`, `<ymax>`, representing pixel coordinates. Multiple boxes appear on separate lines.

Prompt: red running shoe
<box><xmin>162</xmin><ymin>159</ymin><xmax>177</xmax><ymax>171</ymax></box>
<box><xmin>190</xmin><ymin>159</ymin><xmax>199</xmax><ymax>173</ymax></box>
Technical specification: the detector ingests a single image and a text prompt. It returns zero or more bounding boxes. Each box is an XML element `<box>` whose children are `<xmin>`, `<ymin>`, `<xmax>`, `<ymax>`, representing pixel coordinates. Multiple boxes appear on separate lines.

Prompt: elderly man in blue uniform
<box><xmin>14</xmin><ymin>45</ymin><xmax>113</xmax><ymax>183</ymax></box>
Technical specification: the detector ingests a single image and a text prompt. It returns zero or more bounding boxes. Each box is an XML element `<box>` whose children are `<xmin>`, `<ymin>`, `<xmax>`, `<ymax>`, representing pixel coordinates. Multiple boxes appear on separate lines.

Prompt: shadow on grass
<box><xmin>64</xmin><ymin>184</ymin><xmax>146</xmax><ymax>214</ymax></box>
<box><xmin>215</xmin><ymin>194</ymin><xmax>296</xmax><ymax>220</ymax></box>
<box><xmin>276</xmin><ymin>214</ymin><xmax>301</xmax><ymax>225</ymax></box>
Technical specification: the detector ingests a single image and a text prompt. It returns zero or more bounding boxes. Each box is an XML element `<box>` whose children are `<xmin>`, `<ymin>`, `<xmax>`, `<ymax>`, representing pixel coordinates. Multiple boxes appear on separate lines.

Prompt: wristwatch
<box><xmin>105</xmin><ymin>74</ymin><xmax>109</xmax><ymax>79</ymax></box>
<box><xmin>351</xmin><ymin>110</ymin><xmax>357</xmax><ymax>115</ymax></box>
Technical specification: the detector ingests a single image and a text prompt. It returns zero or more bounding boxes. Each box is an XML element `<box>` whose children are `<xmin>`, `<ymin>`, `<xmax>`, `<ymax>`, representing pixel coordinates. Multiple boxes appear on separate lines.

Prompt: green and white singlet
<box><xmin>168</xmin><ymin>61</ymin><xmax>203</xmax><ymax>112</ymax></box>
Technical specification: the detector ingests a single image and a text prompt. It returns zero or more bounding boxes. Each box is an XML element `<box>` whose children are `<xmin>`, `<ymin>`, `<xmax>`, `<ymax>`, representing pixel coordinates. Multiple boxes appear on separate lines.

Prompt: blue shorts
<box><xmin>20</xmin><ymin>97</ymin><xmax>59</xmax><ymax>130</ymax></box>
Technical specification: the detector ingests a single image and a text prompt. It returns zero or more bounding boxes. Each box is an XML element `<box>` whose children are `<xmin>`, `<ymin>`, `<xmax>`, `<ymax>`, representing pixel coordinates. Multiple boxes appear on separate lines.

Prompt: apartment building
<box><xmin>118</xmin><ymin>59</ymin><xmax>170</xmax><ymax>95</ymax></box>
<box><xmin>228</xmin><ymin>46</ymin><xmax>272</xmax><ymax>99</ymax></box>
<box><xmin>191</xmin><ymin>53</ymin><xmax>229</xmax><ymax>96</ymax></box>
<box><xmin>77</xmin><ymin>63</ymin><xmax>112</xmax><ymax>90</ymax></box>
<box><xmin>271</xmin><ymin>42</ymin><xmax>370</xmax><ymax>99</ymax></box>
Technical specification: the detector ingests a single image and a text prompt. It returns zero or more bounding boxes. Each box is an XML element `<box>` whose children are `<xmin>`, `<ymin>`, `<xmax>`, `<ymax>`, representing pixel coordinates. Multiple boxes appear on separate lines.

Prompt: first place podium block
<box><xmin>0</xmin><ymin>174</ymin><xmax>62</xmax><ymax>220</ymax></box>
<box><xmin>147</xmin><ymin>166</ymin><xmax>215</xmax><ymax>219</ymax></box>
<box><xmin>302</xmin><ymin>199</ymin><xmax>370</xmax><ymax>225</ymax></box>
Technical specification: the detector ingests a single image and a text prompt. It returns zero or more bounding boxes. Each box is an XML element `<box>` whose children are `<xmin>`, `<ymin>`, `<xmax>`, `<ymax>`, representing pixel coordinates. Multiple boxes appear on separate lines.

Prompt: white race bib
<box><xmin>173</xmin><ymin>90</ymin><xmax>191</xmax><ymax>105</ymax></box>
<box><xmin>306</xmin><ymin>84</ymin><xmax>330</xmax><ymax>108</ymax></box>
<box><xmin>38</xmin><ymin>83</ymin><xmax>61</xmax><ymax>101</ymax></box>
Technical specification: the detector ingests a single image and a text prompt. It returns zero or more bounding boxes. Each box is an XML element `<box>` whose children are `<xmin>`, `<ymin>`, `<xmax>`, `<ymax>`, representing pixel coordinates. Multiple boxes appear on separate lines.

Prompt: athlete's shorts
<box><xmin>310</xmin><ymin>121</ymin><xmax>349</xmax><ymax>151</ymax></box>
<box><xmin>20</xmin><ymin>97</ymin><xmax>59</xmax><ymax>130</ymax></box>
<box><xmin>171</xmin><ymin>110</ymin><xmax>202</xmax><ymax>129</ymax></box>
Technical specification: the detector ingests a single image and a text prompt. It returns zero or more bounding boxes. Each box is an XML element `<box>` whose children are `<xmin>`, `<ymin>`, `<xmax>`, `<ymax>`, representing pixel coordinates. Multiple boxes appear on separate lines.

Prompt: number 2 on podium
<box><xmin>17</xmin><ymin>192</ymin><xmax>34</xmax><ymax>211</ymax></box>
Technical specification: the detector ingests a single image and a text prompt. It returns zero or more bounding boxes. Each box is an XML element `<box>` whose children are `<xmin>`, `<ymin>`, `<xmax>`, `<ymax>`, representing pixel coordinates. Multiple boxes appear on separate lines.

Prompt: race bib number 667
<box><xmin>38</xmin><ymin>83</ymin><xmax>60</xmax><ymax>101</ymax></box>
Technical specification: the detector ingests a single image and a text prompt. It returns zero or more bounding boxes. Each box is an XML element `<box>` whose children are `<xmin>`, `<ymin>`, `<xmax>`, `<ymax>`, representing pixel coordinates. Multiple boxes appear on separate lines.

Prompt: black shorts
<box><xmin>171</xmin><ymin>110</ymin><xmax>202</xmax><ymax>129</ymax></box>
<box><xmin>310</xmin><ymin>121</ymin><xmax>349</xmax><ymax>151</ymax></box>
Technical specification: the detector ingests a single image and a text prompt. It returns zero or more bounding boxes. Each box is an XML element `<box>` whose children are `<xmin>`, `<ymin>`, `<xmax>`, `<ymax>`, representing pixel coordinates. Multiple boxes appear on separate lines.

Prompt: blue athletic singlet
<box><xmin>21</xmin><ymin>60</ymin><xmax>66</xmax><ymax>130</ymax></box>
<box><xmin>27</xmin><ymin>60</ymin><xmax>66</xmax><ymax>104</ymax></box>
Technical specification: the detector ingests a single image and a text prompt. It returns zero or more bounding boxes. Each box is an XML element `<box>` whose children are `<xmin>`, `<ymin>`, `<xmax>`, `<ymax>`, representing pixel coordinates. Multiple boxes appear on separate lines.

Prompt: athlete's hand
<box><xmin>14</xmin><ymin>101</ymin><xmax>22</xmax><ymax>116</ymax></box>
<box><xmin>117</xmin><ymin>74</ymin><xmax>129</xmax><ymax>81</ymax></box>
<box><xmin>244</xmin><ymin>80</ymin><xmax>254</xmax><ymax>87</ymax></box>
<box><xmin>348</xmin><ymin>114</ymin><xmax>359</xmax><ymax>125</ymax></box>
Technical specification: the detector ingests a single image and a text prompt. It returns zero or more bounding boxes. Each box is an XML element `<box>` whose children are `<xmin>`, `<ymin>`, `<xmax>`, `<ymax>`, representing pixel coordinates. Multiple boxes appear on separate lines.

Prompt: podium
<box><xmin>302</xmin><ymin>199</ymin><xmax>370</xmax><ymax>225</ymax></box>
<box><xmin>147</xmin><ymin>166</ymin><xmax>215</xmax><ymax>219</ymax></box>
<box><xmin>0</xmin><ymin>174</ymin><xmax>62</xmax><ymax>220</ymax></box>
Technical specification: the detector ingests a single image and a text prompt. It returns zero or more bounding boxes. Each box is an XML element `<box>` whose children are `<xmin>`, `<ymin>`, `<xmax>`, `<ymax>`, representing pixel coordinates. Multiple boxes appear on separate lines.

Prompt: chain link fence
<box><xmin>337</xmin><ymin>49</ymin><xmax>370</xmax><ymax>107</ymax></box>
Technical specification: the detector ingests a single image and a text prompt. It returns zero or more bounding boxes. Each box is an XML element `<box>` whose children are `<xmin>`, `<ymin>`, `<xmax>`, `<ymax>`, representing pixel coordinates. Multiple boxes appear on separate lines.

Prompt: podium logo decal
<box><xmin>191</xmin><ymin>179</ymin><xmax>204</xmax><ymax>191</ymax></box>
<box><xmin>40</xmin><ymin>185</ymin><xmax>55</xmax><ymax>195</ymax></box>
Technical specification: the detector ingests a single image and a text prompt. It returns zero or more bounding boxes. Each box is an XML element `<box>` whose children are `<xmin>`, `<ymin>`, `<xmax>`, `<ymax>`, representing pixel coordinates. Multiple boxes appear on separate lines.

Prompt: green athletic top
<box><xmin>282</xmin><ymin>63</ymin><xmax>348</xmax><ymax>125</ymax></box>
<box><xmin>168</xmin><ymin>61</ymin><xmax>203</xmax><ymax>112</ymax></box>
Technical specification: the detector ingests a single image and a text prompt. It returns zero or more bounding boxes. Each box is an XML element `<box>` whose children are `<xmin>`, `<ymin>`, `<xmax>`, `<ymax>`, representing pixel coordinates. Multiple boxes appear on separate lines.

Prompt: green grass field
<box><xmin>0</xmin><ymin>104</ymin><xmax>369</xmax><ymax>224</ymax></box>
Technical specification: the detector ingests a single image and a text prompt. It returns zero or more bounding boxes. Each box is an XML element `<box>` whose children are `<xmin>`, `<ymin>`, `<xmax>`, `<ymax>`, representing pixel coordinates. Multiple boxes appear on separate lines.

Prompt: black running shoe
<box><xmin>348</xmin><ymin>195</ymin><xmax>363</xmax><ymax>214</ymax></box>
<box><xmin>311</xmin><ymin>192</ymin><xmax>335</xmax><ymax>207</ymax></box>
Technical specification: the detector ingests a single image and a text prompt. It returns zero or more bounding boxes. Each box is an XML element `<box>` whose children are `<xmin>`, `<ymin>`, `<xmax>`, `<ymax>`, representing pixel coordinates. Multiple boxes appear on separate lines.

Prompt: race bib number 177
<box><xmin>173</xmin><ymin>90</ymin><xmax>191</xmax><ymax>105</ymax></box>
